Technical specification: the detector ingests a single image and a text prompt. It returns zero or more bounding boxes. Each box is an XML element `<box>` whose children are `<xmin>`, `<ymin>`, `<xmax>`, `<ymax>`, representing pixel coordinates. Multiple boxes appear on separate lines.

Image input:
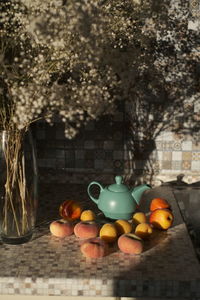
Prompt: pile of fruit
<box><xmin>49</xmin><ymin>197</ymin><xmax>174</xmax><ymax>259</ymax></box>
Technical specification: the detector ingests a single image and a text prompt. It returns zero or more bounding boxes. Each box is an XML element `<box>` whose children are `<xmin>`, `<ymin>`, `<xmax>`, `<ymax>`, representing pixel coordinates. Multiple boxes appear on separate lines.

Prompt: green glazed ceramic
<box><xmin>87</xmin><ymin>175</ymin><xmax>151</xmax><ymax>220</ymax></box>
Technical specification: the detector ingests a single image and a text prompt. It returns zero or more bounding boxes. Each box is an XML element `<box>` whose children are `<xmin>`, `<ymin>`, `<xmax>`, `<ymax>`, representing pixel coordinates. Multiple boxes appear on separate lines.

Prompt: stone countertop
<box><xmin>0</xmin><ymin>183</ymin><xmax>200</xmax><ymax>298</ymax></box>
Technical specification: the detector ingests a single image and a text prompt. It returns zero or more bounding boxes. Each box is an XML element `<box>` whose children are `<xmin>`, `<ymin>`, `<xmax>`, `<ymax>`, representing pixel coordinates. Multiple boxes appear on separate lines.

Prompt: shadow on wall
<box><xmin>121</xmin><ymin>0</ymin><xmax>200</xmax><ymax>186</ymax></box>
<box><xmin>33</xmin><ymin>0</ymin><xmax>200</xmax><ymax>186</ymax></box>
<box><xmin>33</xmin><ymin>102</ymin><xmax>126</xmax><ymax>183</ymax></box>
<box><xmin>124</xmin><ymin>94</ymin><xmax>200</xmax><ymax>186</ymax></box>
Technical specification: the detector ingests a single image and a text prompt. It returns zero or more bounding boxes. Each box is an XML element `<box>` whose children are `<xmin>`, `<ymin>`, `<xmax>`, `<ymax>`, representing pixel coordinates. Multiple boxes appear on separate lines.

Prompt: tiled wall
<box><xmin>34</xmin><ymin>106</ymin><xmax>200</xmax><ymax>185</ymax></box>
<box><xmin>34</xmin><ymin>108</ymin><xmax>126</xmax><ymax>185</ymax></box>
<box><xmin>138</xmin><ymin>132</ymin><xmax>200</xmax><ymax>185</ymax></box>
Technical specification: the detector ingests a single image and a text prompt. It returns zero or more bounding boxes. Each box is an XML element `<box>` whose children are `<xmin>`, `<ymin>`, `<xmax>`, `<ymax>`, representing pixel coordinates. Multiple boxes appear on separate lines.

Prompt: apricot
<box><xmin>59</xmin><ymin>200</ymin><xmax>82</xmax><ymax>221</ymax></box>
<box><xmin>74</xmin><ymin>221</ymin><xmax>99</xmax><ymax>239</ymax></box>
<box><xmin>80</xmin><ymin>210</ymin><xmax>96</xmax><ymax>222</ymax></box>
<box><xmin>132</xmin><ymin>212</ymin><xmax>147</xmax><ymax>225</ymax></box>
<box><xmin>50</xmin><ymin>219</ymin><xmax>74</xmax><ymax>238</ymax></box>
<box><xmin>118</xmin><ymin>233</ymin><xmax>143</xmax><ymax>255</ymax></box>
<box><xmin>135</xmin><ymin>223</ymin><xmax>153</xmax><ymax>239</ymax></box>
<box><xmin>99</xmin><ymin>223</ymin><xmax>118</xmax><ymax>243</ymax></box>
<box><xmin>114</xmin><ymin>219</ymin><xmax>132</xmax><ymax>236</ymax></box>
<box><xmin>80</xmin><ymin>238</ymin><xmax>108</xmax><ymax>258</ymax></box>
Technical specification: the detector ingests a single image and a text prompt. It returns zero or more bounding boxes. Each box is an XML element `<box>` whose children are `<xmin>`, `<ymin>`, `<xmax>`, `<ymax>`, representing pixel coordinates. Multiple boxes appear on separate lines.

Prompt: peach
<box><xmin>80</xmin><ymin>238</ymin><xmax>108</xmax><ymax>258</ymax></box>
<box><xmin>59</xmin><ymin>200</ymin><xmax>82</xmax><ymax>221</ymax></box>
<box><xmin>80</xmin><ymin>210</ymin><xmax>96</xmax><ymax>222</ymax></box>
<box><xmin>135</xmin><ymin>223</ymin><xmax>153</xmax><ymax>239</ymax></box>
<box><xmin>118</xmin><ymin>233</ymin><xmax>143</xmax><ymax>255</ymax></box>
<box><xmin>114</xmin><ymin>219</ymin><xmax>132</xmax><ymax>236</ymax></box>
<box><xmin>74</xmin><ymin>221</ymin><xmax>99</xmax><ymax>239</ymax></box>
<box><xmin>50</xmin><ymin>219</ymin><xmax>74</xmax><ymax>238</ymax></box>
<box><xmin>132</xmin><ymin>212</ymin><xmax>147</xmax><ymax>225</ymax></box>
<box><xmin>99</xmin><ymin>223</ymin><xmax>118</xmax><ymax>243</ymax></box>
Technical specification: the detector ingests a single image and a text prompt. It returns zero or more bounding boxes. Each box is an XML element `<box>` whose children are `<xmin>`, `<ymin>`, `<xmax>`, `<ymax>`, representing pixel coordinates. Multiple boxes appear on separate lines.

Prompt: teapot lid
<box><xmin>108</xmin><ymin>176</ymin><xmax>129</xmax><ymax>192</ymax></box>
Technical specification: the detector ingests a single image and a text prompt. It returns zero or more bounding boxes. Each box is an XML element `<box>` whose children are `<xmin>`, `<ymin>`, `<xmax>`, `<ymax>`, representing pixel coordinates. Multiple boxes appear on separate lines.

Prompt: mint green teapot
<box><xmin>87</xmin><ymin>175</ymin><xmax>151</xmax><ymax>220</ymax></box>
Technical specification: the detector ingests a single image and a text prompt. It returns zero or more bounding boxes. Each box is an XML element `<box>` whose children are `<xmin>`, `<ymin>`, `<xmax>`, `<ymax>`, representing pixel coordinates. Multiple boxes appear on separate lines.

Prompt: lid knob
<box><xmin>115</xmin><ymin>175</ymin><xmax>123</xmax><ymax>185</ymax></box>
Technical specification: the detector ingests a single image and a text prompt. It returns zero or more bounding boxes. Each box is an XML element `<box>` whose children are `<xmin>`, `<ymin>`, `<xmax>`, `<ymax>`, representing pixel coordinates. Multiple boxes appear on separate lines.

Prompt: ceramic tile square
<box><xmin>40</xmin><ymin>158</ymin><xmax>56</xmax><ymax>168</ymax></box>
<box><xmin>191</xmin><ymin>160</ymin><xmax>200</xmax><ymax>170</ymax></box>
<box><xmin>104</xmin><ymin>141</ymin><xmax>114</xmax><ymax>150</ymax></box>
<box><xmin>172</xmin><ymin>151</ymin><xmax>182</xmax><ymax>161</ymax></box>
<box><xmin>45</xmin><ymin>148</ymin><xmax>56</xmax><ymax>158</ymax></box>
<box><xmin>113</xmin><ymin>159</ymin><xmax>124</xmax><ymax>170</ymax></box>
<box><xmin>162</xmin><ymin>141</ymin><xmax>173</xmax><ymax>150</ymax></box>
<box><xmin>85</xmin><ymin>150</ymin><xmax>94</xmax><ymax>159</ymax></box>
<box><xmin>65</xmin><ymin>158</ymin><xmax>75</xmax><ymax>168</ymax></box>
<box><xmin>84</xmin><ymin>141</ymin><xmax>95</xmax><ymax>149</ymax></box>
<box><xmin>55</xmin><ymin>158</ymin><xmax>65</xmax><ymax>168</ymax></box>
<box><xmin>56</xmin><ymin>149</ymin><xmax>65</xmax><ymax>158</ymax></box>
<box><xmin>172</xmin><ymin>160</ymin><xmax>182</xmax><ymax>170</ymax></box>
<box><xmin>192</xmin><ymin>152</ymin><xmax>200</xmax><ymax>160</ymax></box>
<box><xmin>162</xmin><ymin>161</ymin><xmax>172</xmax><ymax>170</ymax></box>
<box><xmin>75</xmin><ymin>150</ymin><xmax>85</xmax><ymax>159</ymax></box>
<box><xmin>162</xmin><ymin>151</ymin><xmax>172</xmax><ymax>161</ymax></box>
<box><xmin>94</xmin><ymin>159</ymin><xmax>104</xmax><ymax>169</ymax></box>
<box><xmin>75</xmin><ymin>159</ymin><xmax>85</xmax><ymax>168</ymax></box>
<box><xmin>65</xmin><ymin>139</ymin><xmax>75</xmax><ymax>149</ymax></box>
<box><xmin>95</xmin><ymin>150</ymin><xmax>106</xmax><ymax>159</ymax></box>
<box><xmin>113</xmin><ymin>131</ymin><xmax>123</xmax><ymax>140</ymax></box>
<box><xmin>105</xmin><ymin>151</ymin><xmax>113</xmax><ymax>160</ymax></box>
<box><xmin>65</xmin><ymin>149</ymin><xmax>74</xmax><ymax>158</ymax></box>
<box><xmin>103</xmin><ymin>160</ymin><xmax>113</xmax><ymax>170</ymax></box>
<box><xmin>182</xmin><ymin>161</ymin><xmax>191</xmax><ymax>170</ymax></box>
<box><xmin>182</xmin><ymin>151</ymin><xmax>192</xmax><ymax>160</ymax></box>
<box><xmin>182</xmin><ymin>140</ymin><xmax>193</xmax><ymax>151</ymax></box>
<box><xmin>113</xmin><ymin>150</ymin><xmax>124</xmax><ymax>159</ymax></box>
<box><xmin>173</xmin><ymin>142</ymin><xmax>182</xmax><ymax>150</ymax></box>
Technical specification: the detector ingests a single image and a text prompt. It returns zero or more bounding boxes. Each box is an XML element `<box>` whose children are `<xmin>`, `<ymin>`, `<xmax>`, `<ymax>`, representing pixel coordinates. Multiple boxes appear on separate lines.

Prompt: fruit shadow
<box><xmin>111</xmin><ymin>222</ymin><xmax>196</xmax><ymax>298</ymax></box>
<box><xmin>104</xmin><ymin>228</ymin><xmax>168</xmax><ymax>257</ymax></box>
<box><xmin>143</xmin><ymin>228</ymin><xmax>168</xmax><ymax>252</ymax></box>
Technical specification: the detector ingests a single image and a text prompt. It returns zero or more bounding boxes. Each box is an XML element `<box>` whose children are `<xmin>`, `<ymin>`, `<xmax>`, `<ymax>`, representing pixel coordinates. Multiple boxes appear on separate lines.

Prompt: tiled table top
<box><xmin>0</xmin><ymin>183</ymin><xmax>200</xmax><ymax>298</ymax></box>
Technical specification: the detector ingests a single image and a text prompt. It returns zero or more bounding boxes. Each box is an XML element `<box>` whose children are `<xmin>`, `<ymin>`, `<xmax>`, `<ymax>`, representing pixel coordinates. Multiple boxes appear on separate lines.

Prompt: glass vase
<box><xmin>0</xmin><ymin>129</ymin><xmax>38</xmax><ymax>244</ymax></box>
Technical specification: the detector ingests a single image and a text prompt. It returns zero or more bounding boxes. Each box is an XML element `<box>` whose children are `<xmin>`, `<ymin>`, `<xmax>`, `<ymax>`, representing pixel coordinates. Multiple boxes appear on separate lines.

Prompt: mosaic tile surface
<box><xmin>0</xmin><ymin>184</ymin><xmax>200</xmax><ymax>297</ymax></box>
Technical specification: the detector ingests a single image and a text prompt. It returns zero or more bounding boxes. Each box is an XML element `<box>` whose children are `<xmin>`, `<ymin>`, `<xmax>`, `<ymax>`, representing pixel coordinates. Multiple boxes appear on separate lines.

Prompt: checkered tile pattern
<box><xmin>35</xmin><ymin>110</ymin><xmax>200</xmax><ymax>185</ymax></box>
<box><xmin>0</xmin><ymin>185</ymin><xmax>200</xmax><ymax>297</ymax></box>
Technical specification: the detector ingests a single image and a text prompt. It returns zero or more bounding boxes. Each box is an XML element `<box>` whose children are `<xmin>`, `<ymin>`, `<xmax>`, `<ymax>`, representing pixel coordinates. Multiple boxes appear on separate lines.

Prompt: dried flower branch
<box><xmin>1</xmin><ymin>0</ymin><xmax>199</xmax><ymax>139</ymax></box>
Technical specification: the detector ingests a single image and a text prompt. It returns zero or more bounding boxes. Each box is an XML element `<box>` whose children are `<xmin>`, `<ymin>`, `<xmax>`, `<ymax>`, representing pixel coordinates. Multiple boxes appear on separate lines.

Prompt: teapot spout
<box><xmin>131</xmin><ymin>184</ymin><xmax>151</xmax><ymax>206</ymax></box>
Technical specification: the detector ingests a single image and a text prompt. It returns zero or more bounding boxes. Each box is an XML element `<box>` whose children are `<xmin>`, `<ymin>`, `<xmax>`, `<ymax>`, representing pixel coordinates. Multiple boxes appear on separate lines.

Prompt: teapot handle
<box><xmin>87</xmin><ymin>181</ymin><xmax>104</xmax><ymax>205</ymax></box>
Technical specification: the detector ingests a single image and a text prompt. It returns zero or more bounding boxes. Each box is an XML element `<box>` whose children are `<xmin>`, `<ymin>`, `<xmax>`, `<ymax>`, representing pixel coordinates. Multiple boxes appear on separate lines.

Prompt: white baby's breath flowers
<box><xmin>0</xmin><ymin>0</ymin><xmax>119</xmax><ymax>138</ymax></box>
<box><xmin>0</xmin><ymin>0</ymin><xmax>199</xmax><ymax>139</ymax></box>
